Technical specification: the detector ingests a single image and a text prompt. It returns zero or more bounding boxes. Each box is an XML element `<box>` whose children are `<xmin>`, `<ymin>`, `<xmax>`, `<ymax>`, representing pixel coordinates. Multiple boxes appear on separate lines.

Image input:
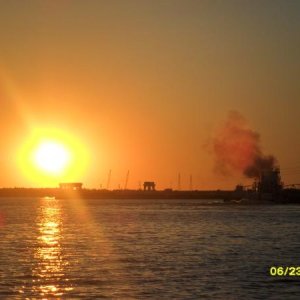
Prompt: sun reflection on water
<box><xmin>32</xmin><ymin>197</ymin><xmax>73</xmax><ymax>298</ymax></box>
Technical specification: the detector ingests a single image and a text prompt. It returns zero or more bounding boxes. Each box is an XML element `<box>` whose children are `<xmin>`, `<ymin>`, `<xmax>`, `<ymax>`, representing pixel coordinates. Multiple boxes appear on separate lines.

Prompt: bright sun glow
<box><xmin>33</xmin><ymin>141</ymin><xmax>70</xmax><ymax>175</ymax></box>
<box><xmin>17</xmin><ymin>127</ymin><xmax>90</xmax><ymax>186</ymax></box>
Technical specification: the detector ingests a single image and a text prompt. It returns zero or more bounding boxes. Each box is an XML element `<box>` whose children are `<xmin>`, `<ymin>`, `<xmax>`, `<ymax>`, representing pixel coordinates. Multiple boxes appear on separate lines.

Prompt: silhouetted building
<box><xmin>235</xmin><ymin>185</ymin><xmax>244</xmax><ymax>193</ymax></box>
<box><xmin>59</xmin><ymin>182</ymin><xmax>83</xmax><ymax>190</ymax></box>
<box><xmin>143</xmin><ymin>181</ymin><xmax>156</xmax><ymax>191</ymax></box>
<box><xmin>256</xmin><ymin>168</ymin><xmax>282</xmax><ymax>201</ymax></box>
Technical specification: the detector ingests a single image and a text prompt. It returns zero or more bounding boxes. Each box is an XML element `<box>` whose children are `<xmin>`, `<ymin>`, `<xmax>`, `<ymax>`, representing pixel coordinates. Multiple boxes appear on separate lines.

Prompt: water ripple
<box><xmin>0</xmin><ymin>198</ymin><xmax>300</xmax><ymax>299</ymax></box>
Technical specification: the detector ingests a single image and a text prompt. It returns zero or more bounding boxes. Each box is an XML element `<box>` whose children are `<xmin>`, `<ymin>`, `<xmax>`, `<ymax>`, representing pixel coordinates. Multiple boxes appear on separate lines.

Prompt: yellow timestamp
<box><xmin>270</xmin><ymin>266</ymin><xmax>300</xmax><ymax>276</ymax></box>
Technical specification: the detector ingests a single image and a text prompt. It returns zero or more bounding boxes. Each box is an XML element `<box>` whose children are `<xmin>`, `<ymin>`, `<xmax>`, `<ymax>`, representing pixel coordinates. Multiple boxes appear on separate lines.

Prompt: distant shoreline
<box><xmin>0</xmin><ymin>188</ymin><xmax>299</xmax><ymax>203</ymax></box>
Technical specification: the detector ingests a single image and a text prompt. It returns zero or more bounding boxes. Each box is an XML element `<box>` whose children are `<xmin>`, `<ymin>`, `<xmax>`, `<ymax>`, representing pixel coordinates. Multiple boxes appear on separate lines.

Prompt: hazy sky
<box><xmin>0</xmin><ymin>0</ymin><xmax>299</xmax><ymax>189</ymax></box>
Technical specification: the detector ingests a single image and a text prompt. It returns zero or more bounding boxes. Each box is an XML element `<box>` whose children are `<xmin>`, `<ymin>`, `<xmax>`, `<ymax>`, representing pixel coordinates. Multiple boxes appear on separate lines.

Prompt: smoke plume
<box><xmin>211</xmin><ymin>111</ymin><xmax>277</xmax><ymax>178</ymax></box>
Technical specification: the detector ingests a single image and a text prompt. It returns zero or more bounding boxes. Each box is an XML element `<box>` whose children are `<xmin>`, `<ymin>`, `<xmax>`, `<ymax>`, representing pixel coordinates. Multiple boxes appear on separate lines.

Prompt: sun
<box><xmin>17</xmin><ymin>127</ymin><xmax>90</xmax><ymax>186</ymax></box>
<box><xmin>33</xmin><ymin>140</ymin><xmax>71</xmax><ymax>175</ymax></box>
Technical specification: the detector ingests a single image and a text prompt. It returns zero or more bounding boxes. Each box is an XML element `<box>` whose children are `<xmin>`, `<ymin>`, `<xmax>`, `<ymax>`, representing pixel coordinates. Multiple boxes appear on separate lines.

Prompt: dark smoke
<box><xmin>244</xmin><ymin>155</ymin><xmax>277</xmax><ymax>178</ymax></box>
<box><xmin>211</xmin><ymin>111</ymin><xmax>277</xmax><ymax>178</ymax></box>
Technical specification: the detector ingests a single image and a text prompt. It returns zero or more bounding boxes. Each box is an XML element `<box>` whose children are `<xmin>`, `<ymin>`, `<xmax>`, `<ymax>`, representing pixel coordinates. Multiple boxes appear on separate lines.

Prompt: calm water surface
<box><xmin>0</xmin><ymin>198</ymin><xmax>300</xmax><ymax>299</ymax></box>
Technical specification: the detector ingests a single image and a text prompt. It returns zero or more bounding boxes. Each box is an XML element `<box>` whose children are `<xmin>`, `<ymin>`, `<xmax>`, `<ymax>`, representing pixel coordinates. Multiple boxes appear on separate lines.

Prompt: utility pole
<box><xmin>107</xmin><ymin>169</ymin><xmax>111</xmax><ymax>190</ymax></box>
<box><xmin>124</xmin><ymin>170</ymin><xmax>129</xmax><ymax>190</ymax></box>
<box><xmin>189</xmin><ymin>174</ymin><xmax>193</xmax><ymax>191</ymax></box>
<box><xmin>178</xmin><ymin>173</ymin><xmax>181</xmax><ymax>191</ymax></box>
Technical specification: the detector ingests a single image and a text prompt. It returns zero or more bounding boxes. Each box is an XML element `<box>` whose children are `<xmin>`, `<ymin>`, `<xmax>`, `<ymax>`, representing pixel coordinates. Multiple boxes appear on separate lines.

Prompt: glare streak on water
<box><xmin>0</xmin><ymin>198</ymin><xmax>300</xmax><ymax>299</ymax></box>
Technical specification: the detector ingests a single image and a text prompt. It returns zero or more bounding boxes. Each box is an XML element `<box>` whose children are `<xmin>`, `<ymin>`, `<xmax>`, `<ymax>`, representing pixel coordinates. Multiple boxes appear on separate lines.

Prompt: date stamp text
<box><xmin>270</xmin><ymin>266</ymin><xmax>300</xmax><ymax>276</ymax></box>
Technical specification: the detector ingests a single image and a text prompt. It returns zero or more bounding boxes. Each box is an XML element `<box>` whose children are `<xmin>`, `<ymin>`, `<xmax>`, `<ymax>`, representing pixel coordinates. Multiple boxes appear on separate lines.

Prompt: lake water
<box><xmin>0</xmin><ymin>197</ymin><xmax>300</xmax><ymax>299</ymax></box>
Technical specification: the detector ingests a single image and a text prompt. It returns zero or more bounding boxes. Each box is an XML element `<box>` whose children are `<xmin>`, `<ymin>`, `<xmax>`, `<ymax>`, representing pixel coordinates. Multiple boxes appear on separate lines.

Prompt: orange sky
<box><xmin>0</xmin><ymin>1</ymin><xmax>299</xmax><ymax>189</ymax></box>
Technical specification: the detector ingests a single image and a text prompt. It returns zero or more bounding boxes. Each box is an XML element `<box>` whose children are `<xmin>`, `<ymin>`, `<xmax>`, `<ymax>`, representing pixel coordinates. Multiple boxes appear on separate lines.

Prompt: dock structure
<box><xmin>59</xmin><ymin>182</ymin><xmax>83</xmax><ymax>190</ymax></box>
<box><xmin>143</xmin><ymin>181</ymin><xmax>156</xmax><ymax>191</ymax></box>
